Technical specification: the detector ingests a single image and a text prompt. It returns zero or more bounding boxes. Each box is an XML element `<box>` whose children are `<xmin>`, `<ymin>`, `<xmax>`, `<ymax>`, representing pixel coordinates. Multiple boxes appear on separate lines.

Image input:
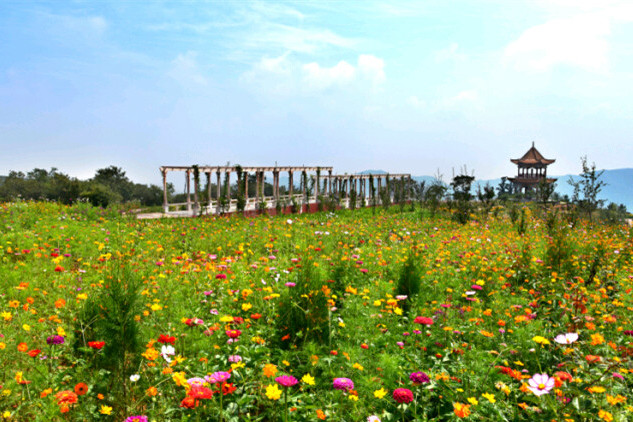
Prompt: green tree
<box><xmin>568</xmin><ymin>156</ymin><xmax>606</xmax><ymax>221</ymax></box>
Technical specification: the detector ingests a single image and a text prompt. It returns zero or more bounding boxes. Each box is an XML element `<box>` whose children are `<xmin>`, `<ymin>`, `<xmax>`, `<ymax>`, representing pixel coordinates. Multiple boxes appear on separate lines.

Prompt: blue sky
<box><xmin>1</xmin><ymin>0</ymin><xmax>632</xmax><ymax>186</ymax></box>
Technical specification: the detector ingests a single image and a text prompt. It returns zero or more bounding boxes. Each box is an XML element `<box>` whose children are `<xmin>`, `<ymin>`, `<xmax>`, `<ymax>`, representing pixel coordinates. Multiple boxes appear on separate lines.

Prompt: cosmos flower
<box><xmin>554</xmin><ymin>333</ymin><xmax>579</xmax><ymax>345</ymax></box>
<box><xmin>527</xmin><ymin>373</ymin><xmax>555</xmax><ymax>396</ymax></box>
<box><xmin>160</xmin><ymin>345</ymin><xmax>175</xmax><ymax>363</ymax></box>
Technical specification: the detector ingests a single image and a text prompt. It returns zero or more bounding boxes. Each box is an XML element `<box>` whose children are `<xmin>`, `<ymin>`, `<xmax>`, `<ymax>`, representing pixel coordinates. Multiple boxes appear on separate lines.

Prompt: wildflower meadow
<box><xmin>0</xmin><ymin>201</ymin><xmax>632</xmax><ymax>421</ymax></box>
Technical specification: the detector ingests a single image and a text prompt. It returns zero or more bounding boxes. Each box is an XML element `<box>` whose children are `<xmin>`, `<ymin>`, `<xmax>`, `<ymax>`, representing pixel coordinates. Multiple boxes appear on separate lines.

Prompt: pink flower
<box><xmin>527</xmin><ymin>373</ymin><xmax>555</xmax><ymax>396</ymax></box>
<box><xmin>333</xmin><ymin>378</ymin><xmax>354</xmax><ymax>392</ymax></box>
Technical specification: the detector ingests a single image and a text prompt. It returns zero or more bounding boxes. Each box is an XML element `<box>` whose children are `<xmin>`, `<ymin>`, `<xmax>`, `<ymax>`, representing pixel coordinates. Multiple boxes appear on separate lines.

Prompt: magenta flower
<box><xmin>393</xmin><ymin>388</ymin><xmax>414</xmax><ymax>403</ymax></box>
<box><xmin>409</xmin><ymin>371</ymin><xmax>430</xmax><ymax>385</ymax></box>
<box><xmin>46</xmin><ymin>335</ymin><xmax>65</xmax><ymax>345</ymax></box>
<box><xmin>333</xmin><ymin>378</ymin><xmax>354</xmax><ymax>392</ymax></box>
<box><xmin>275</xmin><ymin>375</ymin><xmax>298</xmax><ymax>387</ymax></box>
<box><xmin>527</xmin><ymin>373</ymin><xmax>555</xmax><ymax>396</ymax></box>
<box><xmin>125</xmin><ymin>417</ymin><xmax>148</xmax><ymax>422</ymax></box>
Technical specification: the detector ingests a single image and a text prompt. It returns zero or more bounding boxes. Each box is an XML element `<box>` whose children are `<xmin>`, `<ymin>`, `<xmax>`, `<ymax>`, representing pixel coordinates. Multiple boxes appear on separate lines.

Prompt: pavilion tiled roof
<box><xmin>511</xmin><ymin>143</ymin><xmax>555</xmax><ymax>165</ymax></box>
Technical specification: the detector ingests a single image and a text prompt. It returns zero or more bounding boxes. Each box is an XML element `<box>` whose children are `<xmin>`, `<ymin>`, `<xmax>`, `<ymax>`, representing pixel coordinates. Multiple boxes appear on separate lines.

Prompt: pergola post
<box><xmin>288</xmin><ymin>171</ymin><xmax>294</xmax><ymax>197</ymax></box>
<box><xmin>162</xmin><ymin>169</ymin><xmax>168</xmax><ymax>213</ymax></box>
<box><xmin>243</xmin><ymin>171</ymin><xmax>249</xmax><ymax>208</ymax></box>
<box><xmin>216</xmin><ymin>170</ymin><xmax>221</xmax><ymax>215</ymax></box>
<box><xmin>206</xmin><ymin>172</ymin><xmax>211</xmax><ymax>212</ymax></box>
<box><xmin>193</xmin><ymin>171</ymin><xmax>200</xmax><ymax>214</ymax></box>
<box><xmin>186</xmin><ymin>170</ymin><xmax>192</xmax><ymax>212</ymax></box>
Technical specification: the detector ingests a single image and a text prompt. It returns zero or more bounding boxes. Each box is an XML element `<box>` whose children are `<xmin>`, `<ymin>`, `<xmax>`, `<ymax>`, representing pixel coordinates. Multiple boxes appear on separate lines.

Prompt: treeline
<box><xmin>0</xmin><ymin>166</ymin><xmax>169</xmax><ymax>207</ymax></box>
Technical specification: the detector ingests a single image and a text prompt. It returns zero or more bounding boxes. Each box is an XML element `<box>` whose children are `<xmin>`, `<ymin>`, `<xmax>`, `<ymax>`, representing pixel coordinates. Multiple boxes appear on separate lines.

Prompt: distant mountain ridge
<box><xmin>364</xmin><ymin>168</ymin><xmax>633</xmax><ymax>211</ymax></box>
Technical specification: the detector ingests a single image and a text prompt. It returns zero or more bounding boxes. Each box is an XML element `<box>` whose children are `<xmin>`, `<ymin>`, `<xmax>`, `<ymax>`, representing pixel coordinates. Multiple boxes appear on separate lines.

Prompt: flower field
<box><xmin>1</xmin><ymin>201</ymin><xmax>632</xmax><ymax>421</ymax></box>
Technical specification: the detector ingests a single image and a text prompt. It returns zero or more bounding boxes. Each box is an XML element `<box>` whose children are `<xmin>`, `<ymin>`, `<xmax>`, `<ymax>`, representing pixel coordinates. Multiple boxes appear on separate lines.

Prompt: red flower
<box><xmin>54</xmin><ymin>265</ymin><xmax>64</xmax><ymax>272</ymax></box>
<box><xmin>28</xmin><ymin>349</ymin><xmax>41</xmax><ymax>358</ymax></box>
<box><xmin>226</xmin><ymin>330</ymin><xmax>241</xmax><ymax>339</ymax></box>
<box><xmin>180</xmin><ymin>396</ymin><xmax>198</xmax><ymax>408</ymax></box>
<box><xmin>221</xmin><ymin>382</ymin><xmax>237</xmax><ymax>395</ymax></box>
<box><xmin>188</xmin><ymin>385</ymin><xmax>214</xmax><ymax>400</ymax></box>
<box><xmin>414</xmin><ymin>316</ymin><xmax>434</xmax><ymax>326</ymax></box>
<box><xmin>74</xmin><ymin>383</ymin><xmax>88</xmax><ymax>396</ymax></box>
<box><xmin>393</xmin><ymin>388</ymin><xmax>414</xmax><ymax>404</ymax></box>
<box><xmin>251</xmin><ymin>313</ymin><xmax>262</xmax><ymax>320</ymax></box>
<box><xmin>330</xmin><ymin>350</ymin><xmax>338</xmax><ymax>356</ymax></box>
<box><xmin>361</xmin><ymin>343</ymin><xmax>369</xmax><ymax>349</ymax></box>
<box><xmin>157</xmin><ymin>334</ymin><xmax>176</xmax><ymax>344</ymax></box>
<box><xmin>88</xmin><ymin>341</ymin><xmax>105</xmax><ymax>350</ymax></box>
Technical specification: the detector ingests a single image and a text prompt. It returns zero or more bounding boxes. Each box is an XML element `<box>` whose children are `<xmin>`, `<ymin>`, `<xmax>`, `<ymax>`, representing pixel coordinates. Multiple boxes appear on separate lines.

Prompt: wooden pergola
<box><xmin>160</xmin><ymin>165</ymin><xmax>411</xmax><ymax>216</ymax></box>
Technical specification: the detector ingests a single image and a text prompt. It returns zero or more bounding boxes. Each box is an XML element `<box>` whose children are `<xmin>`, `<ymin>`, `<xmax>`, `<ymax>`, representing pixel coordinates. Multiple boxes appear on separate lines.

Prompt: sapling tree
<box><xmin>568</xmin><ymin>156</ymin><xmax>606</xmax><ymax>221</ymax></box>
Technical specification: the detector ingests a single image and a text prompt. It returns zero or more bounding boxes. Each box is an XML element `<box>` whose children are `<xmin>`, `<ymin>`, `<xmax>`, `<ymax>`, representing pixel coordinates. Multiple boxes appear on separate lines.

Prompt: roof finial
<box><xmin>532</xmin><ymin>141</ymin><xmax>535</xmax><ymax>148</ymax></box>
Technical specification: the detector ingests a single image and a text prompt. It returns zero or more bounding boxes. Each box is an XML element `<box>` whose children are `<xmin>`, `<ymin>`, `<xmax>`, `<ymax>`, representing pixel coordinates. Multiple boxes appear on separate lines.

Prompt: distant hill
<box><xmin>365</xmin><ymin>168</ymin><xmax>633</xmax><ymax>211</ymax></box>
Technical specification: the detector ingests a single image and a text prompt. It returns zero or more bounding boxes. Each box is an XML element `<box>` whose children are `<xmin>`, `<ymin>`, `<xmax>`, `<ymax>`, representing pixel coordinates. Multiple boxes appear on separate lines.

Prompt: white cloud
<box><xmin>168</xmin><ymin>52</ymin><xmax>208</xmax><ymax>87</ymax></box>
<box><xmin>244</xmin><ymin>53</ymin><xmax>385</xmax><ymax>95</ymax></box>
<box><xmin>302</xmin><ymin>60</ymin><xmax>356</xmax><ymax>89</ymax></box>
<box><xmin>358</xmin><ymin>54</ymin><xmax>385</xmax><ymax>85</ymax></box>
<box><xmin>505</xmin><ymin>13</ymin><xmax>611</xmax><ymax>73</ymax></box>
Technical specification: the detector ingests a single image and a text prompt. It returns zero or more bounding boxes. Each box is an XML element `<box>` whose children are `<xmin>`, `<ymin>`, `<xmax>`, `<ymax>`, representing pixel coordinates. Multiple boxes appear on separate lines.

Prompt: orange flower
<box><xmin>316</xmin><ymin>409</ymin><xmax>327</xmax><ymax>420</ymax></box>
<box><xmin>74</xmin><ymin>383</ymin><xmax>88</xmax><ymax>396</ymax></box>
<box><xmin>146</xmin><ymin>386</ymin><xmax>158</xmax><ymax>397</ymax></box>
<box><xmin>56</xmin><ymin>390</ymin><xmax>78</xmax><ymax>407</ymax></box>
<box><xmin>453</xmin><ymin>402</ymin><xmax>471</xmax><ymax>418</ymax></box>
<box><xmin>263</xmin><ymin>363</ymin><xmax>278</xmax><ymax>378</ymax></box>
<box><xmin>55</xmin><ymin>298</ymin><xmax>66</xmax><ymax>309</ymax></box>
<box><xmin>41</xmin><ymin>388</ymin><xmax>53</xmax><ymax>398</ymax></box>
<box><xmin>17</xmin><ymin>342</ymin><xmax>28</xmax><ymax>352</ymax></box>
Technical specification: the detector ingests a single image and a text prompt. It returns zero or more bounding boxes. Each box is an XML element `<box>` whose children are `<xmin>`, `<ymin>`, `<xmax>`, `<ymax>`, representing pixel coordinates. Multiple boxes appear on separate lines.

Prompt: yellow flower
<box><xmin>467</xmin><ymin>397</ymin><xmax>479</xmax><ymax>405</ymax></box>
<box><xmin>220</xmin><ymin>316</ymin><xmax>234</xmax><ymax>322</ymax></box>
<box><xmin>301</xmin><ymin>374</ymin><xmax>315</xmax><ymax>386</ymax></box>
<box><xmin>481</xmin><ymin>393</ymin><xmax>496</xmax><ymax>403</ymax></box>
<box><xmin>348</xmin><ymin>394</ymin><xmax>358</xmax><ymax>401</ymax></box>
<box><xmin>241</xmin><ymin>303</ymin><xmax>252</xmax><ymax>311</ymax></box>
<box><xmin>532</xmin><ymin>336</ymin><xmax>550</xmax><ymax>345</ymax></box>
<box><xmin>2</xmin><ymin>411</ymin><xmax>11</xmax><ymax>418</ymax></box>
<box><xmin>265</xmin><ymin>384</ymin><xmax>282</xmax><ymax>400</ymax></box>
<box><xmin>231</xmin><ymin>361</ymin><xmax>245</xmax><ymax>371</ymax></box>
<box><xmin>0</xmin><ymin>342</ymin><xmax>5</xmax><ymax>350</ymax></box>
<box><xmin>1</xmin><ymin>312</ymin><xmax>12</xmax><ymax>321</ymax></box>
<box><xmin>591</xmin><ymin>333</ymin><xmax>605</xmax><ymax>346</ymax></box>
<box><xmin>353</xmin><ymin>363</ymin><xmax>364</xmax><ymax>371</ymax></box>
<box><xmin>22</xmin><ymin>324</ymin><xmax>30</xmax><ymax>331</ymax></box>
<box><xmin>374</xmin><ymin>388</ymin><xmax>387</xmax><ymax>399</ymax></box>
<box><xmin>99</xmin><ymin>405</ymin><xmax>112</xmax><ymax>415</ymax></box>
<box><xmin>150</xmin><ymin>304</ymin><xmax>162</xmax><ymax>311</ymax></box>
<box><xmin>588</xmin><ymin>386</ymin><xmax>606</xmax><ymax>394</ymax></box>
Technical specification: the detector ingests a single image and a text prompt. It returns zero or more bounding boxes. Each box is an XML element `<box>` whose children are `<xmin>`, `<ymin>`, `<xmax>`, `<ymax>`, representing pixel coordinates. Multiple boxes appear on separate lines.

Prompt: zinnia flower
<box><xmin>393</xmin><ymin>388</ymin><xmax>414</xmax><ymax>404</ymax></box>
<box><xmin>124</xmin><ymin>417</ymin><xmax>149</xmax><ymax>422</ymax></box>
<box><xmin>206</xmin><ymin>371</ymin><xmax>231</xmax><ymax>384</ymax></box>
<box><xmin>275</xmin><ymin>375</ymin><xmax>298</xmax><ymax>387</ymax></box>
<box><xmin>409</xmin><ymin>371</ymin><xmax>430</xmax><ymax>384</ymax></box>
<box><xmin>333</xmin><ymin>378</ymin><xmax>354</xmax><ymax>392</ymax></box>
<box><xmin>74</xmin><ymin>383</ymin><xmax>88</xmax><ymax>396</ymax></box>
<box><xmin>527</xmin><ymin>373</ymin><xmax>555</xmax><ymax>396</ymax></box>
<box><xmin>413</xmin><ymin>316</ymin><xmax>434</xmax><ymax>326</ymax></box>
<box><xmin>47</xmin><ymin>335</ymin><xmax>65</xmax><ymax>345</ymax></box>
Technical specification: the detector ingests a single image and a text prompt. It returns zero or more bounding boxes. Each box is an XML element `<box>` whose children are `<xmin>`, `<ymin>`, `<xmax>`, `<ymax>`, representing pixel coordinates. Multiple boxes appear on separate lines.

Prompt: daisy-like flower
<box><xmin>160</xmin><ymin>345</ymin><xmax>175</xmax><ymax>363</ymax></box>
<box><xmin>554</xmin><ymin>333</ymin><xmax>579</xmax><ymax>345</ymax></box>
<box><xmin>527</xmin><ymin>373</ymin><xmax>555</xmax><ymax>396</ymax></box>
<box><xmin>333</xmin><ymin>378</ymin><xmax>354</xmax><ymax>392</ymax></box>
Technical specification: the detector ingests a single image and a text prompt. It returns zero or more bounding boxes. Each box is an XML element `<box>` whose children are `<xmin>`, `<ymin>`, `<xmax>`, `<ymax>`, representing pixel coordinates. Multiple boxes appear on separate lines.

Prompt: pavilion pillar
<box><xmin>315</xmin><ymin>170</ymin><xmax>320</xmax><ymax>202</ymax></box>
<box><xmin>186</xmin><ymin>170</ymin><xmax>192</xmax><ymax>212</ymax></box>
<box><xmin>162</xmin><ymin>169</ymin><xmax>168</xmax><ymax>213</ymax></box>
<box><xmin>328</xmin><ymin>170</ymin><xmax>332</xmax><ymax>194</ymax></box>
<box><xmin>255</xmin><ymin>172</ymin><xmax>261</xmax><ymax>205</ymax></box>
<box><xmin>377</xmin><ymin>177</ymin><xmax>382</xmax><ymax>204</ymax></box>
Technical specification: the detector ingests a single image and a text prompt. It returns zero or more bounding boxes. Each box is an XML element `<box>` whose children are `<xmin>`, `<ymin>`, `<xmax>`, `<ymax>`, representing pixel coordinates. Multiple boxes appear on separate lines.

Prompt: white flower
<box><xmin>286</xmin><ymin>219</ymin><xmax>293</xmax><ymax>225</ymax></box>
<box><xmin>554</xmin><ymin>333</ymin><xmax>579</xmax><ymax>345</ymax></box>
<box><xmin>130</xmin><ymin>374</ymin><xmax>140</xmax><ymax>382</ymax></box>
<box><xmin>161</xmin><ymin>345</ymin><xmax>175</xmax><ymax>363</ymax></box>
